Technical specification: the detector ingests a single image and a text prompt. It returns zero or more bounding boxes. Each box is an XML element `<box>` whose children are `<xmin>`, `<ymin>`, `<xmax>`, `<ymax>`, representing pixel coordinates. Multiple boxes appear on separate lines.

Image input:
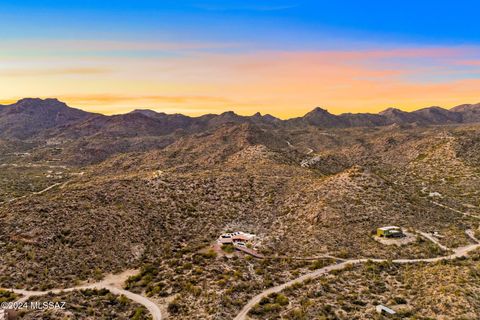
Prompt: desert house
<box><xmin>376</xmin><ymin>226</ymin><xmax>404</xmax><ymax>238</ymax></box>
<box><xmin>217</xmin><ymin>231</ymin><xmax>256</xmax><ymax>245</ymax></box>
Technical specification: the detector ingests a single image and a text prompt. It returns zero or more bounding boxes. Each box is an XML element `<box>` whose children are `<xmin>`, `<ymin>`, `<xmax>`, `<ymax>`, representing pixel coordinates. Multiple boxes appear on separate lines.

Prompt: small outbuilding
<box><xmin>377</xmin><ymin>226</ymin><xmax>403</xmax><ymax>238</ymax></box>
<box><xmin>376</xmin><ymin>304</ymin><xmax>396</xmax><ymax>316</ymax></box>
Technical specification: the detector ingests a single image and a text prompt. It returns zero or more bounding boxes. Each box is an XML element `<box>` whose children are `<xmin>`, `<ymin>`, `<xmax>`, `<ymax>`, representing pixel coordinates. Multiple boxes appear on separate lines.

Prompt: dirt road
<box><xmin>2</xmin><ymin>270</ymin><xmax>162</xmax><ymax>320</ymax></box>
<box><xmin>418</xmin><ymin>231</ymin><xmax>450</xmax><ymax>251</ymax></box>
<box><xmin>233</xmin><ymin>241</ymin><xmax>480</xmax><ymax>320</ymax></box>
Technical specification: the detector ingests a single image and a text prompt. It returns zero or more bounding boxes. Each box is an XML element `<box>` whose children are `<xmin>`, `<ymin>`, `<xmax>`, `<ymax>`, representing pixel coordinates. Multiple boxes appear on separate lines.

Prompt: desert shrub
<box><xmin>309</xmin><ymin>259</ymin><xmax>329</xmax><ymax>270</ymax></box>
<box><xmin>167</xmin><ymin>300</ymin><xmax>183</xmax><ymax>315</ymax></box>
<box><xmin>221</xmin><ymin>244</ymin><xmax>235</xmax><ymax>253</ymax></box>
<box><xmin>273</xmin><ymin>293</ymin><xmax>289</xmax><ymax>306</ymax></box>
<box><xmin>202</xmin><ymin>249</ymin><xmax>218</xmax><ymax>259</ymax></box>
<box><xmin>286</xmin><ymin>308</ymin><xmax>307</xmax><ymax>320</ymax></box>
<box><xmin>393</xmin><ymin>296</ymin><xmax>407</xmax><ymax>304</ymax></box>
<box><xmin>0</xmin><ymin>290</ymin><xmax>17</xmax><ymax>303</ymax></box>
<box><xmin>131</xmin><ymin>307</ymin><xmax>146</xmax><ymax>320</ymax></box>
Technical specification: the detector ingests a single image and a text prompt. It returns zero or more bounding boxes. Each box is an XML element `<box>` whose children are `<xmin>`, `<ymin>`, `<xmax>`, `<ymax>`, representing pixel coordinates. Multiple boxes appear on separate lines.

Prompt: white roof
<box><xmin>221</xmin><ymin>231</ymin><xmax>255</xmax><ymax>236</ymax></box>
<box><xmin>376</xmin><ymin>305</ymin><xmax>396</xmax><ymax>314</ymax></box>
<box><xmin>379</xmin><ymin>226</ymin><xmax>400</xmax><ymax>231</ymax></box>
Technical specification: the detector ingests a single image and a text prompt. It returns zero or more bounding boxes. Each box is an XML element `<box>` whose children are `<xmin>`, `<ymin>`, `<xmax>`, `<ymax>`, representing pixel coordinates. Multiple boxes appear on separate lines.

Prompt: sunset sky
<box><xmin>1</xmin><ymin>0</ymin><xmax>480</xmax><ymax>118</ymax></box>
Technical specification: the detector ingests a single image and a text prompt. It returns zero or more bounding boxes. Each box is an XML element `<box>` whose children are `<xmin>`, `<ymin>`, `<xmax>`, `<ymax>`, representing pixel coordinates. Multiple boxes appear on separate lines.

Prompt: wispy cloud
<box><xmin>1</xmin><ymin>40</ymin><xmax>244</xmax><ymax>55</ymax></box>
<box><xmin>455</xmin><ymin>60</ymin><xmax>480</xmax><ymax>66</ymax></box>
<box><xmin>2</xmin><ymin>67</ymin><xmax>111</xmax><ymax>77</ymax></box>
<box><xmin>3</xmin><ymin>40</ymin><xmax>480</xmax><ymax>118</ymax></box>
<box><xmin>56</xmin><ymin>94</ymin><xmax>232</xmax><ymax>105</ymax></box>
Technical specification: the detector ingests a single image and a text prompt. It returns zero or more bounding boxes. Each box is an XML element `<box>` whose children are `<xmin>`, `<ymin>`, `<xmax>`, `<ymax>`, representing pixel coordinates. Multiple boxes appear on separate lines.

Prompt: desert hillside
<box><xmin>1</xmin><ymin>99</ymin><xmax>480</xmax><ymax>319</ymax></box>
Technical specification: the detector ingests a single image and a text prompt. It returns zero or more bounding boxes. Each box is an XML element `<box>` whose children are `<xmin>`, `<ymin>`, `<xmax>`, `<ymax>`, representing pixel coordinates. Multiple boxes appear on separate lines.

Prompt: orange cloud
<box><xmin>56</xmin><ymin>94</ymin><xmax>232</xmax><ymax>105</ymax></box>
<box><xmin>2</xmin><ymin>43</ymin><xmax>480</xmax><ymax>118</ymax></box>
<box><xmin>2</xmin><ymin>67</ymin><xmax>111</xmax><ymax>76</ymax></box>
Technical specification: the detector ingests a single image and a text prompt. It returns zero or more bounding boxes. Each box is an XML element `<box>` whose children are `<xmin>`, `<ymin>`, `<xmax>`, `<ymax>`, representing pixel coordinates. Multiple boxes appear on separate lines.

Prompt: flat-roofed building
<box><xmin>376</xmin><ymin>304</ymin><xmax>396</xmax><ymax>316</ymax></box>
<box><xmin>377</xmin><ymin>226</ymin><xmax>403</xmax><ymax>238</ymax></box>
<box><xmin>217</xmin><ymin>231</ymin><xmax>256</xmax><ymax>244</ymax></box>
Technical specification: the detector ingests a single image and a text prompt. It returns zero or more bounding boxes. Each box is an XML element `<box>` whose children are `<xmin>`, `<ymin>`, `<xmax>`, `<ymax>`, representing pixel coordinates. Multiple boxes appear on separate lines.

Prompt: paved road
<box><xmin>1</xmin><ymin>270</ymin><xmax>162</xmax><ymax>320</ymax></box>
<box><xmin>233</xmin><ymin>240</ymin><xmax>480</xmax><ymax>320</ymax></box>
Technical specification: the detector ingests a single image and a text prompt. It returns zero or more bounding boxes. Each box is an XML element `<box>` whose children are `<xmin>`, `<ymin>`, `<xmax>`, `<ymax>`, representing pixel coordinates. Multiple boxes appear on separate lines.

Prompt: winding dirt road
<box><xmin>2</xmin><ymin>270</ymin><xmax>162</xmax><ymax>320</ymax></box>
<box><xmin>0</xmin><ymin>181</ymin><xmax>67</xmax><ymax>206</ymax></box>
<box><xmin>418</xmin><ymin>231</ymin><xmax>450</xmax><ymax>251</ymax></box>
<box><xmin>431</xmin><ymin>200</ymin><xmax>480</xmax><ymax>220</ymax></box>
<box><xmin>233</xmin><ymin>240</ymin><xmax>480</xmax><ymax>320</ymax></box>
<box><xmin>2</xmin><ymin>240</ymin><xmax>479</xmax><ymax>320</ymax></box>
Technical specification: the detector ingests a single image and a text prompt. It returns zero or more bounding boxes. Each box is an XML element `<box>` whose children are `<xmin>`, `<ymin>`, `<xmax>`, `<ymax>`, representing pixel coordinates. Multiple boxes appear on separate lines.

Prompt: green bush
<box><xmin>221</xmin><ymin>244</ymin><xmax>235</xmax><ymax>253</ymax></box>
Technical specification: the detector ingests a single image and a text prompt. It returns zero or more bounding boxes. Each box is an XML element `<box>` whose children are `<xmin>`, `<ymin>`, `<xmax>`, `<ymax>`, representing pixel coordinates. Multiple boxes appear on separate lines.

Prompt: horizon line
<box><xmin>1</xmin><ymin>97</ymin><xmax>479</xmax><ymax>120</ymax></box>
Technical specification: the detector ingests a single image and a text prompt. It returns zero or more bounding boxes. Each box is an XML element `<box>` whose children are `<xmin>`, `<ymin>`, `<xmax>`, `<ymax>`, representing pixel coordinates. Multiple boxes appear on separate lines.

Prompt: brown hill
<box><xmin>451</xmin><ymin>103</ymin><xmax>480</xmax><ymax>122</ymax></box>
<box><xmin>412</xmin><ymin>106</ymin><xmax>463</xmax><ymax>124</ymax></box>
<box><xmin>0</xmin><ymin>98</ymin><xmax>94</xmax><ymax>139</ymax></box>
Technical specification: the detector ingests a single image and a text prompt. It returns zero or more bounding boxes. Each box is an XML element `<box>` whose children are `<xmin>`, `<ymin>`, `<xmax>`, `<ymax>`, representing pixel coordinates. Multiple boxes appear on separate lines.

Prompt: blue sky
<box><xmin>2</xmin><ymin>0</ymin><xmax>480</xmax><ymax>46</ymax></box>
<box><xmin>1</xmin><ymin>1</ymin><xmax>480</xmax><ymax>116</ymax></box>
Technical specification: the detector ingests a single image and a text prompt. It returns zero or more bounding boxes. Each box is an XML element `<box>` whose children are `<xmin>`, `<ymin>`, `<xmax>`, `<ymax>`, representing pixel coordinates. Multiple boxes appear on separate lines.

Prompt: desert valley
<box><xmin>0</xmin><ymin>98</ymin><xmax>480</xmax><ymax>319</ymax></box>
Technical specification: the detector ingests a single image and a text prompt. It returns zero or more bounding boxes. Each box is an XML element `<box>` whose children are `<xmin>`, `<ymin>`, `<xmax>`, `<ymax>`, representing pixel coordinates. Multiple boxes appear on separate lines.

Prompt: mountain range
<box><xmin>1</xmin><ymin>97</ymin><xmax>480</xmax><ymax>165</ymax></box>
<box><xmin>2</xmin><ymin>98</ymin><xmax>480</xmax><ymax>319</ymax></box>
<box><xmin>1</xmin><ymin>98</ymin><xmax>480</xmax><ymax>141</ymax></box>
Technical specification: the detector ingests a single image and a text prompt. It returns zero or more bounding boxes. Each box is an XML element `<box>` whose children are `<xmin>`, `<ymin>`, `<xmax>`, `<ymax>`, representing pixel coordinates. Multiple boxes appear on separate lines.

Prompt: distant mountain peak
<box><xmin>415</xmin><ymin>106</ymin><xmax>445</xmax><ymax>112</ymax></box>
<box><xmin>14</xmin><ymin>97</ymin><xmax>66</xmax><ymax>107</ymax></box>
<box><xmin>263</xmin><ymin>114</ymin><xmax>278</xmax><ymax>121</ymax></box>
<box><xmin>380</xmin><ymin>107</ymin><xmax>404</xmax><ymax>115</ymax></box>
<box><xmin>18</xmin><ymin>97</ymin><xmax>58</xmax><ymax>102</ymax></box>
<box><xmin>306</xmin><ymin>106</ymin><xmax>331</xmax><ymax>115</ymax></box>
<box><xmin>0</xmin><ymin>97</ymin><xmax>95</xmax><ymax>139</ymax></box>
<box><xmin>451</xmin><ymin>103</ymin><xmax>480</xmax><ymax>112</ymax></box>
<box><xmin>450</xmin><ymin>103</ymin><xmax>480</xmax><ymax>123</ymax></box>
<box><xmin>130</xmin><ymin>109</ymin><xmax>166</xmax><ymax>117</ymax></box>
<box><xmin>302</xmin><ymin>107</ymin><xmax>335</xmax><ymax>119</ymax></box>
<box><xmin>220</xmin><ymin>111</ymin><xmax>238</xmax><ymax>116</ymax></box>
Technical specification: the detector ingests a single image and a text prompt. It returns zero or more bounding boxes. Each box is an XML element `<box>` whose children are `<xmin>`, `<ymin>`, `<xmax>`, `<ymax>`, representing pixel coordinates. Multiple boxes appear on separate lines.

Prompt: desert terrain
<box><xmin>1</xmin><ymin>99</ymin><xmax>480</xmax><ymax>319</ymax></box>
